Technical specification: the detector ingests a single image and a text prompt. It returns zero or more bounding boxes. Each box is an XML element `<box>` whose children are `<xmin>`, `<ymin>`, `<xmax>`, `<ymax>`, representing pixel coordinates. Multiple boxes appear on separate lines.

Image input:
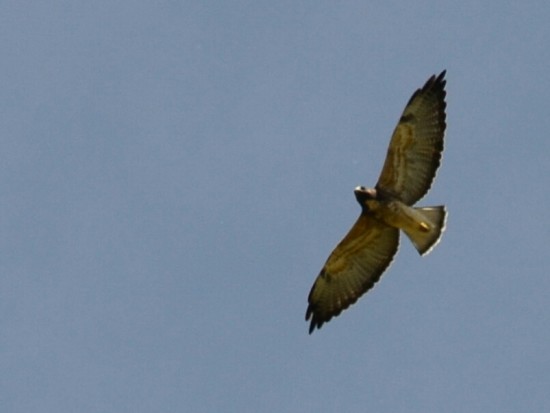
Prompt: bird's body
<box><xmin>306</xmin><ymin>71</ymin><xmax>448</xmax><ymax>334</ymax></box>
<box><xmin>356</xmin><ymin>187</ymin><xmax>446</xmax><ymax>255</ymax></box>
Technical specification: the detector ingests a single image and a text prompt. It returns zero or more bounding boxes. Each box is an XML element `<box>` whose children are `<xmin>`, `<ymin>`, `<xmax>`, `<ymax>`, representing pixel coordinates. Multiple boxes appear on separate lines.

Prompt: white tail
<box><xmin>402</xmin><ymin>206</ymin><xmax>447</xmax><ymax>255</ymax></box>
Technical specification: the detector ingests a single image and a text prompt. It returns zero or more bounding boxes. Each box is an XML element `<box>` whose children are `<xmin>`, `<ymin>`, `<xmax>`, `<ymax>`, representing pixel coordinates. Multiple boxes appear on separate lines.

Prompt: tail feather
<box><xmin>402</xmin><ymin>206</ymin><xmax>447</xmax><ymax>255</ymax></box>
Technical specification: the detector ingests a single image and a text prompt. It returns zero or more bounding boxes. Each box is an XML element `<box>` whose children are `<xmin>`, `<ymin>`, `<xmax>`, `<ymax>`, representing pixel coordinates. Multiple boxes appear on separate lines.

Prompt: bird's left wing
<box><xmin>375</xmin><ymin>71</ymin><xmax>447</xmax><ymax>205</ymax></box>
<box><xmin>306</xmin><ymin>214</ymin><xmax>399</xmax><ymax>333</ymax></box>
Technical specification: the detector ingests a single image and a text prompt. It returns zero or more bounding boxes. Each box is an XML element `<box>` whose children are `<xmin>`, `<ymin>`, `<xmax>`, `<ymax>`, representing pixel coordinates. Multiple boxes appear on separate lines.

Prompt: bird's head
<box><xmin>354</xmin><ymin>186</ymin><xmax>377</xmax><ymax>207</ymax></box>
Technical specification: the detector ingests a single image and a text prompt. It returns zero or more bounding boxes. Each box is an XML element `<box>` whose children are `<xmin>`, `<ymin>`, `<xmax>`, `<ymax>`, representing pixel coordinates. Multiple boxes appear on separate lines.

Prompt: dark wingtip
<box><xmin>308</xmin><ymin>319</ymin><xmax>322</xmax><ymax>335</ymax></box>
<box><xmin>428</xmin><ymin>70</ymin><xmax>447</xmax><ymax>90</ymax></box>
<box><xmin>406</xmin><ymin>70</ymin><xmax>447</xmax><ymax>107</ymax></box>
<box><xmin>306</xmin><ymin>305</ymin><xmax>322</xmax><ymax>334</ymax></box>
<box><xmin>435</xmin><ymin>70</ymin><xmax>447</xmax><ymax>89</ymax></box>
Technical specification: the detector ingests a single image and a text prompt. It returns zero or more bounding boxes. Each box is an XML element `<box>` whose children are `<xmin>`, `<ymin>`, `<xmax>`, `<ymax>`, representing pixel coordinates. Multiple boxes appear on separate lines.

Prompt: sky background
<box><xmin>2</xmin><ymin>1</ymin><xmax>549</xmax><ymax>412</ymax></box>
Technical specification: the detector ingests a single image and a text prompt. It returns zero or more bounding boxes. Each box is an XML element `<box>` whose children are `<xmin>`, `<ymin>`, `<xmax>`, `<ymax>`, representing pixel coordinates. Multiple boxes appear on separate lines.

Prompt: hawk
<box><xmin>306</xmin><ymin>71</ymin><xmax>447</xmax><ymax>334</ymax></box>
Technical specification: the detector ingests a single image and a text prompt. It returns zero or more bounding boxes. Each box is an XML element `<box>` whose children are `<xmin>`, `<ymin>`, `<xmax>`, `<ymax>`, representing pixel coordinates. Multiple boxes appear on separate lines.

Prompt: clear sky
<box><xmin>2</xmin><ymin>1</ymin><xmax>549</xmax><ymax>412</ymax></box>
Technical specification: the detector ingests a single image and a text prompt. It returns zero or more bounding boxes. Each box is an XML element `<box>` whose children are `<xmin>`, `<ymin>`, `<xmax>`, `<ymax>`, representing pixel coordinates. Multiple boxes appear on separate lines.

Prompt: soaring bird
<box><xmin>306</xmin><ymin>71</ymin><xmax>447</xmax><ymax>334</ymax></box>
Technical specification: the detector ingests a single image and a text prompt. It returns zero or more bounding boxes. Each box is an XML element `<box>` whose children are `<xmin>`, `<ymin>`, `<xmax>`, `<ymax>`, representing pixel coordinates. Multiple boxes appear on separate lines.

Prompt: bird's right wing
<box><xmin>306</xmin><ymin>214</ymin><xmax>399</xmax><ymax>333</ymax></box>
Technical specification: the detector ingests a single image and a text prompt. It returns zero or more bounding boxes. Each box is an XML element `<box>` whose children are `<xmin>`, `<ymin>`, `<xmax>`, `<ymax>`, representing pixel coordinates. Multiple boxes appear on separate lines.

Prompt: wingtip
<box><xmin>305</xmin><ymin>306</ymin><xmax>322</xmax><ymax>334</ymax></box>
<box><xmin>406</xmin><ymin>70</ymin><xmax>447</xmax><ymax>107</ymax></box>
<box><xmin>308</xmin><ymin>319</ymin><xmax>324</xmax><ymax>335</ymax></box>
<box><xmin>428</xmin><ymin>70</ymin><xmax>447</xmax><ymax>89</ymax></box>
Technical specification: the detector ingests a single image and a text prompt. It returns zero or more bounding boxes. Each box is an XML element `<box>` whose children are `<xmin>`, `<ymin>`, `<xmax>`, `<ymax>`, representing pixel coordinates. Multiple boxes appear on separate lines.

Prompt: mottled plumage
<box><xmin>306</xmin><ymin>71</ymin><xmax>447</xmax><ymax>334</ymax></box>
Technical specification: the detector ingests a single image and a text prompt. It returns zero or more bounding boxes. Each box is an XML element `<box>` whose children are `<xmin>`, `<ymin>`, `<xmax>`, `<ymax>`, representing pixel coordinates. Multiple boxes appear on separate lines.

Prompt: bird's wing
<box><xmin>375</xmin><ymin>71</ymin><xmax>447</xmax><ymax>205</ymax></box>
<box><xmin>306</xmin><ymin>214</ymin><xmax>399</xmax><ymax>333</ymax></box>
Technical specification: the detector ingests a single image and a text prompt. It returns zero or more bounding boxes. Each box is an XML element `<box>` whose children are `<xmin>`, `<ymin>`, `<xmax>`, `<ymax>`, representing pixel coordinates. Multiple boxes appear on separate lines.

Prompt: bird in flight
<box><xmin>306</xmin><ymin>71</ymin><xmax>447</xmax><ymax>334</ymax></box>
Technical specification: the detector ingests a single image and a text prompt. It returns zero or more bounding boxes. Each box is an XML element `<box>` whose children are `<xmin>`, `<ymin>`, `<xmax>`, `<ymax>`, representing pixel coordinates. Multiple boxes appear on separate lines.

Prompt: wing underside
<box><xmin>376</xmin><ymin>71</ymin><xmax>447</xmax><ymax>205</ymax></box>
<box><xmin>306</xmin><ymin>214</ymin><xmax>399</xmax><ymax>333</ymax></box>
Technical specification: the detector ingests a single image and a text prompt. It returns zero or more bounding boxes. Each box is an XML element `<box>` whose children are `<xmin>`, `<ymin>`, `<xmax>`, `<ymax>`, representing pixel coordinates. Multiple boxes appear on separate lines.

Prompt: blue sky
<box><xmin>2</xmin><ymin>1</ymin><xmax>549</xmax><ymax>412</ymax></box>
